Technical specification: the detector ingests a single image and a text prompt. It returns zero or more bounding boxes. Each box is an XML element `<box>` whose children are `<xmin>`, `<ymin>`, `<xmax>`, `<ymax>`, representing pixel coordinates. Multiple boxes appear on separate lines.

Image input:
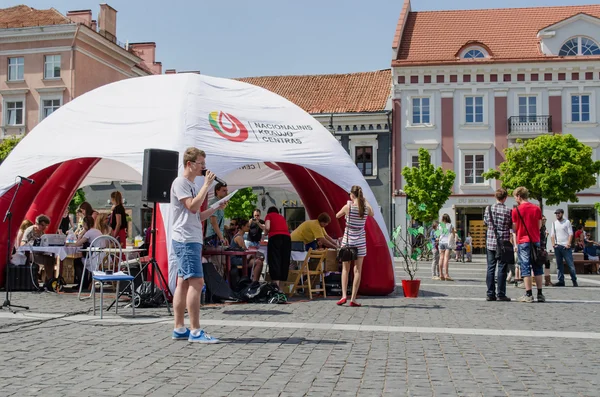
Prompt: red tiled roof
<box><xmin>0</xmin><ymin>5</ymin><xmax>70</xmax><ymax>28</ymax></box>
<box><xmin>237</xmin><ymin>70</ymin><xmax>391</xmax><ymax>114</ymax></box>
<box><xmin>393</xmin><ymin>4</ymin><xmax>600</xmax><ymax>66</ymax></box>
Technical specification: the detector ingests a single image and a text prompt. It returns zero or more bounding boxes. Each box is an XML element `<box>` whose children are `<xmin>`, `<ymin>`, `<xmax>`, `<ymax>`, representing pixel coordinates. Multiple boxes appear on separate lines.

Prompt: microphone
<box><xmin>201</xmin><ymin>169</ymin><xmax>226</xmax><ymax>185</ymax></box>
<box><xmin>18</xmin><ymin>176</ymin><xmax>35</xmax><ymax>184</ymax></box>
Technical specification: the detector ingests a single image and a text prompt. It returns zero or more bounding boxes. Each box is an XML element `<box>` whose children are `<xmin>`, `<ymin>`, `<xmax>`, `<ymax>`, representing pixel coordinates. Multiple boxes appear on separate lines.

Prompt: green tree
<box><xmin>224</xmin><ymin>187</ymin><xmax>257</xmax><ymax>220</ymax></box>
<box><xmin>482</xmin><ymin>134</ymin><xmax>600</xmax><ymax>212</ymax></box>
<box><xmin>68</xmin><ymin>189</ymin><xmax>86</xmax><ymax>215</ymax></box>
<box><xmin>0</xmin><ymin>136</ymin><xmax>22</xmax><ymax>164</ymax></box>
<box><xmin>402</xmin><ymin>148</ymin><xmax>456</xmax><ymax>223</ymax></box>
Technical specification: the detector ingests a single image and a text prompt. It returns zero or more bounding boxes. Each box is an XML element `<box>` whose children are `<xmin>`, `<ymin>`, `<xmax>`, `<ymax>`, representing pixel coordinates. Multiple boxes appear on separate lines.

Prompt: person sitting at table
<box><xmin>291</xmin><ymin>213</ymin><xmax>338</xmax><ymax>251</ymax></box>
<box><xmin>75</xmin><ymin>202</ymin><xmax>98</xmax><ymax>238</ymax></box>
<box><xmin>224</xmin><ymin>218</ymin><xmax>239</xmax><ymax>243</ymax></box>
<box><xmin>95</xmin><ymin>213</ymin><xmax>111</xmax><ymax>236</ymax></box>
<box><xmin>15</xmin><ymin>219</ymin><xmax>33</xmax><ymax>251</ymax></box>
<box><xmin>229</xmin><ymin>219</ymin><xmax>264</xmax><ymax>282</ymax></box>
<box><xmin>20</xmin><ymin>215</ymin><xmax>54</xmax><ymax>283</ymax></box>
<box><xmin>69</xmin><ymin>216</ymin><xmax>103</xmax><ymax>289</ymax></box>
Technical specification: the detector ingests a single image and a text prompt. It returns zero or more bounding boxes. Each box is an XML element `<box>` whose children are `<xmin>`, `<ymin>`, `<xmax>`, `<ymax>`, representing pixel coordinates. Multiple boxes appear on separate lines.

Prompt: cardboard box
<box><xmin>325</xmin><ymin>249</ymin><xmax>339</xmax><ymax>272</ymax></box>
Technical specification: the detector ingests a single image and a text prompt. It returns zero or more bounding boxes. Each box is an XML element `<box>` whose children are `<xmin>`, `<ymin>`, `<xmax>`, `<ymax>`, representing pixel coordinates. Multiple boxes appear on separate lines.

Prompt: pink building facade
<box><xmin>0</xmin><ymin>4</ymin><xmax>161</xmax><ymax>139</ymax></box>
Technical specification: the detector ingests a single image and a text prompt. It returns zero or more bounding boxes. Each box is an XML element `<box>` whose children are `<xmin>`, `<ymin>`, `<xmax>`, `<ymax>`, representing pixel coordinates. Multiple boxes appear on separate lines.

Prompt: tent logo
<box><xmin>209</xmin><ymin>111</ymin><xmax>248</xmax><ymax>142</ymax></box>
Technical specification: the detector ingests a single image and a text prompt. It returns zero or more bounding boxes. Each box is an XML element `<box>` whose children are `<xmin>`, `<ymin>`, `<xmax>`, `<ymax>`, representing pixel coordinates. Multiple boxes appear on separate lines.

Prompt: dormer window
<box><xmin>559</xmin><ymin>37</ymin><xmax>600</xmax><ymax>56</ymax></box>
<box><xmin>459</xmin><ymin>45</ymin><xmax>489</xmax><ymax>59</ymax></box>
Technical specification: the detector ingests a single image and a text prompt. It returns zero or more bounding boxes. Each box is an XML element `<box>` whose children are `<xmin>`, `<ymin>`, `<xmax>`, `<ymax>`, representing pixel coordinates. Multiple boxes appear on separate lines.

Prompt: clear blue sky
<box><xmin>5</xmin><ymin>0</ymin><xmax>598</xmax><ymax>77</ymax></box>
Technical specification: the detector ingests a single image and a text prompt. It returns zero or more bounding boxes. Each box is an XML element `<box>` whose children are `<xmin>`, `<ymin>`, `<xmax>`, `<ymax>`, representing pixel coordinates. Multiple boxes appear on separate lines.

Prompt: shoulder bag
<box><xmin>337</xmin><ymin>201</ymin><xmax>358</xmax><ymax>262</ymax></box>
<box><xmin>516</xmin><ymin>206</ymin><xmax>547</xmax><ymax>266</ymax></box>
<box><xmin>487</xmin><ymin>206</ymin><xmax>515</xmax><ymax>264</ymax></box>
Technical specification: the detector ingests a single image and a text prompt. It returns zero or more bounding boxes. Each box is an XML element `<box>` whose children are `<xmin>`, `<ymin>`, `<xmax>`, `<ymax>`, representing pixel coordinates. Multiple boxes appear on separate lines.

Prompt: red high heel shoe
<box><xmin>336</xmin><ymin>298</ymin><xmax>347</xmax><ymax>306</ymax></box>
<box><xmin>349</xmin><ymin>301</ymin><xmax>362</xmax><ymax>307</ymax></box>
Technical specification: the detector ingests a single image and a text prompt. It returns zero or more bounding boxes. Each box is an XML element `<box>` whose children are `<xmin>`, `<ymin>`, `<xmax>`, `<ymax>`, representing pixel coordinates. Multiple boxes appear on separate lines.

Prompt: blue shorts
<box><xmin>518</xmin><ymin>242</ymin><xmax>543</xmax><ymax>277</ymax></box>
<box><xmin>305</xmin><ymin>241</ymin><xmax>318</xmax><ymax>251</ymax></box>
<box><xmin>172</xmin><ymin>241</ymin><xmax>203</xmax><ymax>280</ymax></box>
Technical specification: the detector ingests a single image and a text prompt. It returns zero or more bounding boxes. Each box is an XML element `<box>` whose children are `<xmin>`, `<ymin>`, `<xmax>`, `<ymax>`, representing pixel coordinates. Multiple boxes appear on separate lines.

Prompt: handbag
<box><xmin>487</xmin><ymin>206</ymin><xmax>515</xmax><ymax>264</ymax></box>
<box><xmin>515</xmin><ymin>206</ymin><xmax>547</xmax><ymax>266</ymax></box>
<box><xmin>337</xmin><ymin>202</ymin><xmax>358</xmax><ymax>262</ymax></box>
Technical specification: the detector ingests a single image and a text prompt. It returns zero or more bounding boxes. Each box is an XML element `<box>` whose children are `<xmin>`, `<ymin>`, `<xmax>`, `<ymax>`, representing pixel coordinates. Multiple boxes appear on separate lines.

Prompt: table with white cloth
<box><xmin>17</xmin><ymin>246</ymin><xmax>81</xmax><ymax>281</ymax></box>
<box><xmin>257</xmin><ymin>246</ymin><xmax>306</xmax><ymax>262</ymax></box>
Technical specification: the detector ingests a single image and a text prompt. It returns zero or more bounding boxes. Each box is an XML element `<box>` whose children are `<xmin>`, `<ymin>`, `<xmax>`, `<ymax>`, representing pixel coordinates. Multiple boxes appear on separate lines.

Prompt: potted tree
<box><xmin>389</xmin><ymin>224</ymin><xmax>431</xmax><ymax>297</ymax></box>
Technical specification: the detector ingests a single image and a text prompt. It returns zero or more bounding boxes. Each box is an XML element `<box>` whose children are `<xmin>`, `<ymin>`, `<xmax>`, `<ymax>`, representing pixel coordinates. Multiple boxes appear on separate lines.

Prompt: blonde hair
<box><xmin>94</xmin><ymin>213</ymin><xmax>110</xmax><ymax>235</ymax></box>
<box><xmin>110</xmin><ymin>191</ymin><xmax>123</xmax><ymax>206</ymax></box>
<box><xmin>513</xmin><ymin>186</ymin><xmax>529</xmax><ymax>200</ymax></box>
<box><xmin>183</xmin><ymin>147</ymin><xmax>206</xmax><ymax>167</ymax></box>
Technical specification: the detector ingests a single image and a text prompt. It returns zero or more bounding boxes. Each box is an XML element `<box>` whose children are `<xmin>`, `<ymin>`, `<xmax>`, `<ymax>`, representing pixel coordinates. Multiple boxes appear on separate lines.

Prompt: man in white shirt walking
<box><xmin>549</xmin><ymin>208</ymin><xmax>578</xmax><ymax>287</ymax></box>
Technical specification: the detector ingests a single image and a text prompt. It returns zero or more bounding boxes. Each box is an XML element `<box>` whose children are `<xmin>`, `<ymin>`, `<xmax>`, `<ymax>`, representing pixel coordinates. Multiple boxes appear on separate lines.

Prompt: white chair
<box><xmin>80</xmin><ymin>235</ymin><xmax>135</xmax><ymax>319</ymax></box>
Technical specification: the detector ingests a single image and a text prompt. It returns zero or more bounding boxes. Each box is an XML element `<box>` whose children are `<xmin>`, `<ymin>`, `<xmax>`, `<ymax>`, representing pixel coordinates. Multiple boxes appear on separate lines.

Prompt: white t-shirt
<box><xmin>550</xmin><ymin>218</ymin><xmax>573</xmax><ymax>246</ymax></box>
<box><xmin>170</xmin><ymin>176</ymin><xmax>202</xmax><ymax>244</ymax></box>
<box><xmin>84</xmin><ymin>228</ymin><xmax>103</xmax><ymax>246</ymax></box>
<box><xmin>439</xmin><ymin>223</ymin><xmax>453</xmax><ymax>244</ymax></box>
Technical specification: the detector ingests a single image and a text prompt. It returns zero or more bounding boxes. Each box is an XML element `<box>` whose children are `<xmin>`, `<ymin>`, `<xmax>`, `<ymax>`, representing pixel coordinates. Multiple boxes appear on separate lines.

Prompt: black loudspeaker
<box><xmin>142</xmin><ymin>148</ymin><xmax>179</xmax><ymax>203</ymax></box>
<box><xmin>7</xmin><ymin>264</ymin><xmax>39</xmax><ymax>291</ymax></box>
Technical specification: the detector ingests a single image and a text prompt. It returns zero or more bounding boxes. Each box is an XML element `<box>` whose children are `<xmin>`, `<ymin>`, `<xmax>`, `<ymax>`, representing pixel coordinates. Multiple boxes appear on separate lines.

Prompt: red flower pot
<box><xmin>401</xmin><ymin>279</ymin><xmax>421</xmax><ymax>298</ymax></box>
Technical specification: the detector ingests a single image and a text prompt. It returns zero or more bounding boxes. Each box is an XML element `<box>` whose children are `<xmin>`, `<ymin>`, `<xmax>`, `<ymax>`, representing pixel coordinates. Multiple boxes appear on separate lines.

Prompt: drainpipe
<box><xmin>386</xmin><ymin>110</ymin><xmax>394</xmax><ymax>233</ymax></box>
<box><xmin>69</xmin><ymin>24</ymin><xmax>81</xmax><ymax>101</ymax></box>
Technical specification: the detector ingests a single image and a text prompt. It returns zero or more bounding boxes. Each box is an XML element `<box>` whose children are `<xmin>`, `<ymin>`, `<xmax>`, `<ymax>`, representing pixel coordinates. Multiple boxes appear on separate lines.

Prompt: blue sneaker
<box><xmin>172</xmin><ymin>328</ymin><xmax>190</xmax><ymax>340</ymax></box>
<box><xmin>188</xmin><ymin>330</ymin><xmax>220</xmax><ymax>344</ymax></box>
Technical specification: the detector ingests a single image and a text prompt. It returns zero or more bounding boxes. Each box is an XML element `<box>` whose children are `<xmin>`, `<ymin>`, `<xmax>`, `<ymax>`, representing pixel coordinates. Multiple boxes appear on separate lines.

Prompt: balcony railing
<box><xmin>508</xmin><ymin>115</ymin><xmax>552</xmax><ymax>135</ymax></box>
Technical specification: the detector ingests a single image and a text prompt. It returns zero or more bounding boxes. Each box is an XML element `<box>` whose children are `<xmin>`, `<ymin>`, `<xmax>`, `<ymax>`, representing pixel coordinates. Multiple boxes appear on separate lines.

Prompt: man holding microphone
<box><xmin>170</xmin><ymin>147</ymin><xmax>227</xmax><ymax>343</ymax></box>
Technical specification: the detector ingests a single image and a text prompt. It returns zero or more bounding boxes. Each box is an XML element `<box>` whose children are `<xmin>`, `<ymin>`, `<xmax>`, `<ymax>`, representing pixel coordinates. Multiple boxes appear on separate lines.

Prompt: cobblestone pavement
<box><xmin>1</xmin><ymin>255</ymin><xmax>599</xmax><ymax>396</ymax></box>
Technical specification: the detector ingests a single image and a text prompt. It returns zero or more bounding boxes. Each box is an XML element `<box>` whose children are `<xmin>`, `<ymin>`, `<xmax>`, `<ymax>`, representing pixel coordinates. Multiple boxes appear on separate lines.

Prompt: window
<box><xmin>571</xmin><ymin>95</ymin><xmax>590</xmax><ymax>122</ymax></box>
<box><xmin>463</xmin><ymin>49</ymin><xmax>485</xmax><ymax>59</ymax></box>
<box><xmin>8</xmin><ymin>57</ymin><xmax>24</xmax><ymax>81</ymax></box>
<box><xmin>465</xmin><ymin>96</ymin><xmax>484</xmax><ymax>123</ymax></box>
<box><xmin>44</xmin><ymin>55</ymin><xmax>61</xmax><ymax>79</ymax></box>
<box><xmin>355</xmin><ymin>146</ymin><xmax>373</xmax><ymax>176</ymax></box>
<box><xmin>518</xmin><ymin>96</ymin><xmax>537</xmax><ymax>122</ymax></box>
<box><xmin>411</xmin><ymin>155</ymin><xmax>419</xmax><ymax>168</ymax></box>
<box><xmin>559</xmin><ymin>37</ymin><xmax>600</xmax><ymax>56</ymax></box>
<box><xmin>464</xmin><ymin>154</ymin><xmax>485</xmax><ymax>184</ymax></box>
<box><xmin>412</xmin><ymin>97</ymin><xmax>430</xmax><ymax>124</ymax></box>
<box><xmin>6</xmin><ymin>101</ymin><xmax>24</xmax><ymax>126</ymax></box>
<box><xmin>41</xmin><ymin>99</ymin><xmax>61</xmax><ymax>119</ymax></box>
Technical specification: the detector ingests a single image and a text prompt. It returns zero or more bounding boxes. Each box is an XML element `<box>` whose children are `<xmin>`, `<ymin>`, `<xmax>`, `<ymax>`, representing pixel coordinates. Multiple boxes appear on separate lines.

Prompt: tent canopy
<box><xmin>0</xmin><ymin>74</ymin><xmax>394</xmax><ymax>295</ymax></box>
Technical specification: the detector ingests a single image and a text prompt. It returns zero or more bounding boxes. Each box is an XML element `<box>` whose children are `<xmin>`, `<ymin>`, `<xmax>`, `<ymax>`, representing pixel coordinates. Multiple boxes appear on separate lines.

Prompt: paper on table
<box><xmin>210</xmin><ymin>189</ymin><xmax>238</xmax><ymax>209</ymax></box>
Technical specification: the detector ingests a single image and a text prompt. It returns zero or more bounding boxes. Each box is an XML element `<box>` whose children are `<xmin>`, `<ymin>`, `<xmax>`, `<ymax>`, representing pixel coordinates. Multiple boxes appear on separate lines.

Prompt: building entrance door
<box><xmin>455</xmin><ymin>206</ymin><xmax>488</xmax><ymax>254</ymax></box>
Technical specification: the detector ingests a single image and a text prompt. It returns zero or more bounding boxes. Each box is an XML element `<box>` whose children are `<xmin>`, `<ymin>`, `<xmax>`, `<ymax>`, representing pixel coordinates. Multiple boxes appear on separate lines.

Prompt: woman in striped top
<box><xmin>335</xmin><ymin>185</ymin><xmax>374</xmax><ymax>307</ymax></box>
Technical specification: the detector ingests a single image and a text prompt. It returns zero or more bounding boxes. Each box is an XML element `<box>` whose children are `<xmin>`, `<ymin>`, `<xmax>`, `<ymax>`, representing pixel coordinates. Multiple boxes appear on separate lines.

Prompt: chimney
<box><xmin>129</xmin><ymin>42</ymin><xmax>162</xmax><ymax>74</ymax></box>
<box><xmin>91</xmin><ymin>19</ymin><xmax>97</xmax><ymax>31</ymax></box>
<box><xmin>98</xmin><ymin>4</ymin><xmax>117</xmax><ymax>43</ymax></box>
<box><xmin>66</xmin><ymin>10</ymin><xmax>92</xmax><ymax>27</ymax></box>
<box><xmin>165</xmin><ymin>69</ymin><xmax>177</xmax><ymax>74</ymax></box>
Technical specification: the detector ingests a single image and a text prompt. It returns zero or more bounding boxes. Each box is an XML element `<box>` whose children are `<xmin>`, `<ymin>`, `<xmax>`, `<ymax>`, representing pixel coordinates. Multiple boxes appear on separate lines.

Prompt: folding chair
<box><xmin>282</xmin><ymin>249</ymin><xmax>327</xmax><ymax>299</ymax></box>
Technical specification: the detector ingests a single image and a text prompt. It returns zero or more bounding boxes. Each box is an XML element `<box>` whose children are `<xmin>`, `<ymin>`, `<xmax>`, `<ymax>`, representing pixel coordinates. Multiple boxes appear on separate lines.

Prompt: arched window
<box><xmin>559</xmin><ymin>37</ymin><xmax>600</xmax><ymax>56</ymax></box>
<box><xmin>462</xmin><ymin>49</ymin><xmax>486</xmax><ymax>59</ymax></box>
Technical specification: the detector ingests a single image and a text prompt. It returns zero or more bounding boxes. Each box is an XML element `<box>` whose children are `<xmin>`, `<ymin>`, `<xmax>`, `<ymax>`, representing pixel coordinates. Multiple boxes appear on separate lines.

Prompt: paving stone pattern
<box><xmin>0</xmin><ymin>255</ymin><xmax>599</xmax><ymax>396</ymax></box>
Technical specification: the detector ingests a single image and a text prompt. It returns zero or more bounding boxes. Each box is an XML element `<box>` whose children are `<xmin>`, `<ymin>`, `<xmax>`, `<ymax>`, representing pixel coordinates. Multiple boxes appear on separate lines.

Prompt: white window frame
<box><xmin>465</xmin><ymin>95</ymin><xmax>485</xmax><ymax>124</ymax></box>
<box><xmin>459</xmin><ymin>91</ymin><xmax>489</xmax><ymax>129</ymax></box>
<box><xmin>570</xmin><ymin>93</ymin><xmax>592</xmax><ymax>123</ymax></box>
<box><xmin>406</xmin><ymin>149</ymin><xmax>436</xmax><ymax>168</ymax></box>
<box><xmin>460</xmin><ymin>46</ymin><xmax>489</xmax><ymax>59</ymax></box>
<box><xmin>2</xmin><ymin>96</ymin><xmax>26</xmax><ymax>127</ymax></box>
<box><xmin>39</xmin><ymin>94</ymin><xmax>63</xmax><ymax>121</ymax></box>
<box><xmin>349</xmin><ymin>134</ymin><xmax>378</xmax><ymax>179</ymax></box>
<box><xmin>43</xmin><ymin>55</ymin><xmax>61</xmax><ymax>79</ymax></box>
<box><xmin>517</xmin><ymin>95</ymin><xmax>539</xmax><ymax>119</ymax></box>
<box><xmin>406</xmin><ymin>94</ymin><xmax>435</xmax><ymax>129</ymax></box>
<box><xmin>7</xmin><ymin>57</ymin><xmax>24</xmax><ymax>81</ymax></box>
<box><xmin>459</xmin><ymin>148</ymin><xmax>491</xmax><ymax>188</ymax></box>
<box><xmin>411</xmin><ymin>96</ymin><xmax>432</xmax><ymax>126</ymax></box>
<box><xmin>559</xmin><ymin>36</ymin><xmax>600</xmax><ymax>56</ymax></box>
